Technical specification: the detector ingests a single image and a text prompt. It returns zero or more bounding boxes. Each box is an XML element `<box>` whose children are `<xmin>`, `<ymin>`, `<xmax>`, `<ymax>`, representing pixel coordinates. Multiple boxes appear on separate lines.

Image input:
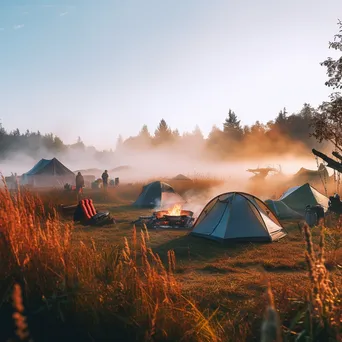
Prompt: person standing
<box><xmin>102</xmin><ymin>170</ymin><xmax>109</xmax><ymax>190</ymax></box>
<box><xmin>76</xmin><ymin>172</ymin><xmax>85</xmax><ymax>201</ymax></box>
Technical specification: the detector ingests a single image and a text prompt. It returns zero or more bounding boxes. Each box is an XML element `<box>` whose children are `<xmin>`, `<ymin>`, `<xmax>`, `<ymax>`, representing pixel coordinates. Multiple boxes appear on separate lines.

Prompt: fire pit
<box><xmin>133</xmin><ymin>204</ymin><xmax>195</xmax><ymax>229</ymax></box>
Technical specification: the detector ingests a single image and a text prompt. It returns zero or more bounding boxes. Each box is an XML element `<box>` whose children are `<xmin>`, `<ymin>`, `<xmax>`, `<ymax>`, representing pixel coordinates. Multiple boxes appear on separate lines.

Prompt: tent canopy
<box><xmin>190</xmin><ymin>192</ymin><xmax>287</xmax><ymax>242</ymax></box>
<box><xmin>278</xmin><ymin>183</ymin><xmax>329</xmax><ymax>214</ymax></box>
<box><xmin>111</xmin><ymin>165</ymin><xmax>132</xmax><ymax>172</ymax></box>
<box><xmin>133</xmin><ymin>181</ymin><xmax>185</xmax><ymax>208</ymax></box>
<box><xmin>294</xmin><ymin>163</ymin><xmax>328</xmax><ymax>179</ymax></box>
<box><xmin>24</xmin><ymin>158</ymin><xmax>75</xmax><ymax>177</ymax></box>
<box><xmin>22</xmin><ymin>158</ymin><xmax>75</xmax><ymax>187</ymax></box>
<box><xmin>265</xmin><ymin>199</ymin><xmax>303</xmax><ymax>220</ymax></box>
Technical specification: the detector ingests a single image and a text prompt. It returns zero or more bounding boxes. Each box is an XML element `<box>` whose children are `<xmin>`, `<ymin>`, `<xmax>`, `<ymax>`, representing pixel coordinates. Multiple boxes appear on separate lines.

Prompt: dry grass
<box><xmin>261</xmin><ymin>222</ymin><xmax>342</xmax><ymax>342</ymax></box>
<box><xmin>300</xmin><ymin>223</ymin><xmax>341</xmax><ymax>339</ymax></box>
<box><xmin>0</xmin><ymin>184</ymin><xmax>224</xmax><ymax>341</ymax></box>
<box><xmin>0</xmin><ymin>180</ymin><xmax>341</xmax><ymax>341</ymax></box>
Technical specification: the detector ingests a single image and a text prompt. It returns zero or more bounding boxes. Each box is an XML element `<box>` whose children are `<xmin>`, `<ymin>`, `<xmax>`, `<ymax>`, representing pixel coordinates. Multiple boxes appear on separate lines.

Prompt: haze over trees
<box><xmin>0</xmin><ymin>103</ymin><xmax>327</xmax><ymax>161</ymax></box>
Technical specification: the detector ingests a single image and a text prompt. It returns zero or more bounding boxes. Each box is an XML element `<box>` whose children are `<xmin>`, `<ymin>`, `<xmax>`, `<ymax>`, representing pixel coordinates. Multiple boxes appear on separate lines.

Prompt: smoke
<box><xmin>179</xmin><ymin>179</ymin><xmax>249</xmax><ymax>217</ymax></box>
<box><xmin>0</xmin><ymin>153</ymin><xmax>37</xmax><ymax>176</ymax></box>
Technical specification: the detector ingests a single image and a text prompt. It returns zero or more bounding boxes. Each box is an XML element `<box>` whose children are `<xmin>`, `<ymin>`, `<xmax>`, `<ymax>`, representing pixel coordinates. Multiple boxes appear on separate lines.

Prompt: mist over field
<box><xmin>0</xmin><ymin>99</ymin><xmax>333</xmax><ymax>189</ymax></box>
<box><xmin>0</xmin><ymin>141</ymin><xmax>324</xmax><ymax>181</ymax></box>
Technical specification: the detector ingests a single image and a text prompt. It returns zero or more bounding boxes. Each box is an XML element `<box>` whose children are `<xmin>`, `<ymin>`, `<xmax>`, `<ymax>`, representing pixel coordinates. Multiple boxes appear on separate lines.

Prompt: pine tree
<box><xmin>274</xmin><ymin>107</ymin><xmax>288</xmax><ymax>134</ymax></box>
<box><xmin>138</xmin><ymin>125</ymin><xmax>151</xmax><ymax>139</ymax></box>
<box><xmin>192</xmin><ymin>125</ymin><xmax>204</xmax><ymax>140</ymax></box>
<box><xmin>223</xmin><ymin>109</ymin><xmax>243</xmax><ymax>140</ymax></box>
<box><xmin>250</xmin><ymin>121</ymin><xmax>266</xmax><ymax>136</ymax></box>
<box><xmin>154</xmin><ymin>119</ymin><xmax>173</xmax><ymax>144</ymax></box>
<box><xmin>172</xmin><ymin>129</ymin><xmax>180</xmax><ymax>138</ymax></box>
<box><xmin>299</xmin><ymin>103</ymin><xmax>315</xmax><ymax>120</ymax></box>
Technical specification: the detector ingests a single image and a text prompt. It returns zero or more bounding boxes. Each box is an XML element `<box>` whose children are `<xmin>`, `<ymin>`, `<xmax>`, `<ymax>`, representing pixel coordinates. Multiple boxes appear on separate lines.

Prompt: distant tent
<box><xmin>111</xmin><ymin>165</ymin><xmax>132</xmax><ymax>172</ymax></box>
<box><xmin>278</xmin><ymin>183</ymin><xmax>329</xmax><ymax>214</ymax></box>
<box><xmin>172</xmin><ymin>174</ymin><xmax>192</xmax><ymax>181</ymax></box>
<box><xmin>294</xmin><ymin>163</ymin><xmax>329</xmax><ymax>183</ymax></box>
<box><xmin>74</xmin><ymin>168</ymin><xmax>102</xmax><ymax>176</ymax></box>
<box><xmin>265</xmin><ymin>199</ymin><xmax>303</xmax><ymax>220</ymax></box>
<box><xmin>190</xmin><ymin>192</ymin><xmax>287</xmax><ymax>242</ymax></box>
<box><xmin>133</xmin><ymin>181</ymin><xmax>185</xmax><ymax>208</ymax></box>
<box><xmin>22</xmin><ymin>158</ymin><xmax>75</xmax><ymax>187</ymax></box>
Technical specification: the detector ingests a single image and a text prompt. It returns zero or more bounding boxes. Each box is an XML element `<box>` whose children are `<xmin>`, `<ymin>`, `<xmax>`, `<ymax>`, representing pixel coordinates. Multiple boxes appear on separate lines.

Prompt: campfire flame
<box><xmin>167</xmin><ymin>204</ymin><xmax>182</xmax><ymax>216</ymax></box>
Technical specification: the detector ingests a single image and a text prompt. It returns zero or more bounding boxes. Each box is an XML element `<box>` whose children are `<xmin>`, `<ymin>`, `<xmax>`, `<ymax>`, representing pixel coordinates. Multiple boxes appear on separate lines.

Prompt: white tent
<box><xmin>190</xmin><ymin>192</ymin><xmax>287</xmax><ymax>242</ymax></box>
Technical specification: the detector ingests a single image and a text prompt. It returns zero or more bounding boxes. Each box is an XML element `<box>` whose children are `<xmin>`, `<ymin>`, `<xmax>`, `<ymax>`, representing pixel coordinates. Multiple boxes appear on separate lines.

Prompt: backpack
<box><xmin>304</xmin><ymin>204</ymin><xmax>324</xmax><ymax>227</ymax></box>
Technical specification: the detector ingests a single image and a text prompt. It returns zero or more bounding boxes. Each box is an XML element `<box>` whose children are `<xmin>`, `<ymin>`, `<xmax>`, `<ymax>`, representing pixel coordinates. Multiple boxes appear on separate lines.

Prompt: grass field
<box><xmin>0</xmin><ymin>179</ymin><xmax>341</xmax><ymax>342</ymax></box>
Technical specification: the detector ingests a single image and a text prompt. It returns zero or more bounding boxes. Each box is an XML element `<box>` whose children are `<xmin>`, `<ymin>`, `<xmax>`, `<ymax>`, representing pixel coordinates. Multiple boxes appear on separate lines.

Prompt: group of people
<box><xmin>75</xmin><ymin>170</ymin><xmax>109</xmax><ymax>200</ymax></box>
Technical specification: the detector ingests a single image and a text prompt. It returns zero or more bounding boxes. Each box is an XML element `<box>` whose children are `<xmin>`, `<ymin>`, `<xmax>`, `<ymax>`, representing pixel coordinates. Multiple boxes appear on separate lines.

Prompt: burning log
<box><xmin>133</xmin><ymin>204</ymin><xmax>195</xmax><ymax>229</ymax></box>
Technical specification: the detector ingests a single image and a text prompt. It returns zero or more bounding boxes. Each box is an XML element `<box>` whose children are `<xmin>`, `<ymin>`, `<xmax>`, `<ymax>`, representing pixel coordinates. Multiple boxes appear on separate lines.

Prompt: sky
<box><xmin>0</xmin><ymin>0</ymin><xmax>341</xmax><ymax>150</ymax></box>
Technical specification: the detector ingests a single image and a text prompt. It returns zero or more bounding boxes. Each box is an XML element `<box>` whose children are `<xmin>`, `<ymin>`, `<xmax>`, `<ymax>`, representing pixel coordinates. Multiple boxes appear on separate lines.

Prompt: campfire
<box><xmin>167</xmin><ymin>204</ymin><xmax>182</xmax><ymax>216</ymax></box>
<box><xmin>133</xmin><ymin>203</ymin><xmax>195</xmax><ymax>229</ymax></box>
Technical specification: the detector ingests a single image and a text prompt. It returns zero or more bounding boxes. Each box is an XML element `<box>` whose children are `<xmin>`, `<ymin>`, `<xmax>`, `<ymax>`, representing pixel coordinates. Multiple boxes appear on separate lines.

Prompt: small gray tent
<box><xmin>133</xmin><ymin>181</ymin><xmax>185</xmax><ymax>208</ymax></box>
<box><xmin>265</xmin><ymin>199</ymin><xmax>303</xmax><ymax>220</ymax></box>
<box><xmin>190</xmin><ymin>192</ymin><xmax>287</xmax><ymax>242</ymax></box>
<box><xmin>172</xmin><ymin>174</ymin><xmax>192</xmax><ymax>181</ymax></box>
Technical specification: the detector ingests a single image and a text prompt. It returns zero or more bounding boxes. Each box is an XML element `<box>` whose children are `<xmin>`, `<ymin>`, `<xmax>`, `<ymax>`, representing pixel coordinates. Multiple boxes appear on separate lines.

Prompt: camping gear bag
<box><xmin>304</xmin><ymin>206</ymin><xmax>317</xmax><ymax>227</ymax></box>
<box><xmin>314</xmin><ymin>204</ymin><xmax>325</xmax><ymax>221</ymax></box>
<box><xmin>89</xmin><ymin>211</ymin><xmax>115</xmax><ymax>226</ymax></box>
<box><xmin>304</xmin><ymin>204</ymin><xmax>324</xmax><ymax>227</ymax></box>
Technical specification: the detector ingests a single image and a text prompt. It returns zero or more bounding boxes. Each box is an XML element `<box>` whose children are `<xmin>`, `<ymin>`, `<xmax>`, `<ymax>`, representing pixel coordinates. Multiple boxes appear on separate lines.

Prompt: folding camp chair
<box><xmin>73</xmin><ymin>198</ymin><xmax>115</xmax><ymax>226</ymax></box>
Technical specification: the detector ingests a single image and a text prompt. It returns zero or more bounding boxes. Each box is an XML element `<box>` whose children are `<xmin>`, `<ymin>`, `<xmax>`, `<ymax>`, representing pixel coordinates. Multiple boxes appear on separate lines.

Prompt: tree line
<box><xmin>0</xmin><ymin>103</ymin><xmax>328</xmax><ymax>161</ymax></box>
<box><xmin>0</xmin><ymin>21</ymin><xmax>341</xmax><ymax>162</ymax></box>
<box><xmin>113</xmin><ymin>103</ymin><xmax>331</xmax><ymax>160</ymax></box>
